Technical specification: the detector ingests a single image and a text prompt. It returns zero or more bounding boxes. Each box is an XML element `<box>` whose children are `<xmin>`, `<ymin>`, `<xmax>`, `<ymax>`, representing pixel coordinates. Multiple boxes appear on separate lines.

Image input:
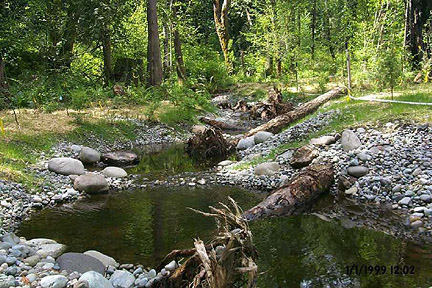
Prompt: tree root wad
<box><xmin>186</xmin><ymin>127</ymin><xmax>236</xmax><ymax>160</ymax></box>
<box><xmin>156</xmin><ymin>198</ymin><xmax>258</xmax><ymax>288</ymax></box>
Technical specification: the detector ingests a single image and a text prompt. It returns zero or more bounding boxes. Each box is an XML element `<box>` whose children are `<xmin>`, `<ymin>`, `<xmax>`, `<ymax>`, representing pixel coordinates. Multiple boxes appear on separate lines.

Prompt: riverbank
<box><xmin>0</xmin><ymin>84</ymin><xmax>432</xmax><ymax>287</ymax></box>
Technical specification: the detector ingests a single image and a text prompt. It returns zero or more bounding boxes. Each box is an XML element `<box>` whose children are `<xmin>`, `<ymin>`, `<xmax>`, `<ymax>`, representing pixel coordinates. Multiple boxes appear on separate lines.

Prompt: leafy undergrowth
<box><xmin>232</xmin><ymin>85</ymin><xmax>432</xmax><ymax>170</ymax></box>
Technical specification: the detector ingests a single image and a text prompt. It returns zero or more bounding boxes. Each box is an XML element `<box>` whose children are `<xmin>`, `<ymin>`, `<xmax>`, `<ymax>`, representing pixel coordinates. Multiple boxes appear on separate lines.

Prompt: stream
<box><xmin>18</xmin><ymin>145</ymin><xmax>432</xmax><ymax>287</ymax></box>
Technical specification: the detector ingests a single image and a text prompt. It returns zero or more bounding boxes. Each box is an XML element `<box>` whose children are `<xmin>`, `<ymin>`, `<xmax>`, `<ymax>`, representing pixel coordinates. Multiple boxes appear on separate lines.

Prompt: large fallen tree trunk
<box><xmin>244</xmin><ymin>87</ymin><xmax>346</xmax><ymax>137</ymax></box>
<box><xmin>243</xmin><ymin>164</ymin><xmax>334</xmax><ymax>221</ymax></box>
<box><xmin>199</xmin><ymin>117</ymin><xmax>245</xmax><ymax>132</ymax></box>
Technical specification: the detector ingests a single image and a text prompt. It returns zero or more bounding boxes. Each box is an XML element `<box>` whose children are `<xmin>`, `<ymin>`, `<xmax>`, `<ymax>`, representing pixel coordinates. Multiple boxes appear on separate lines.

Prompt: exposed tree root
<box><xmin>157</xmin><ymin>198</ymin><xmax>258</xmax><ymax>288</ymax></box>
<box><xmin>186</xmin><ymin>127</ymin><xmax>235</xmax><ymax>160</ymax></box>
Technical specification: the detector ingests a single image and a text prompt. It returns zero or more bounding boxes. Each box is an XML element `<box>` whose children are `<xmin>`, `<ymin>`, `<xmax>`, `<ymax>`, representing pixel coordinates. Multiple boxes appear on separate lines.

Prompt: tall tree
<box><xmin>172</xmin><ymin>0</ymin><xmax>187</xmax><ymax>83</ymax></box>
<box><xmin>213</xmin><ymin>0</ymin><xmax>232</xmax><ymax>71</ymax></box>
<box><xmin>404</xmin><ymin>0</ymin><xmax>432</xmax><ymax>68</ymax></box>
<box><xmin>147</xmin><ymin>0</ymin><xmax>163</xmax><ymax>86</ymax></box>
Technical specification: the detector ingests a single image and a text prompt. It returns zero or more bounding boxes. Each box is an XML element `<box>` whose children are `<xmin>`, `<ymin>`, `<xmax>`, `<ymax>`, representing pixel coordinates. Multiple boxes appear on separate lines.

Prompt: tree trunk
<box><xmin>147</xmin><ymin>0</ymin><xmax>164</xmax><ymax>86</ymax></box>
<box><xmin>244</xmin><ymin>87</ymin><xmax>346</xmax><ymax>137</ymax></box>
<box><xmin>311</xmin><ymin>0</ymin><xmax>316</xmax><ymax>60</ymax></box>
<box><xmin>243</xmin><ymin>164</ymin><xmax>335</xmax><ymax>221</ymax></box>
<box><xmin>163</xmin><ymin>23</ymin><xmax>171</xmax><ymax>77</ymax></box>
<box><xmin>213</xmin><ymin>0</ymin><xmax>232</xmax><ymax>72</ymax></box>
<box><xmin>172</xmin><ymin>1</ymin><xmax>187</xmax><ymax>83</ymax></box>
<box><xmin>323</xmin><ymin>0</ymin><xmax>336</xmax><ymax>60</ymax></box>
<box><xmin>102</xmin><ymin>30</ymin><xmax>114</xmax><ymax>83</ymax></box>
<box><xmin>60</xmin><ymin>8</ymin><xmax>78</xmax><ymax>69</ymax></box>
<box><xmin>404</xmin><ymin>0</ymin><xmax>432</xmax><ymax>68</ymax></box>
<box><xmin>0</xmin><ymin>56</ymin><xmax>6</xmax><ymax>89</ymax></box>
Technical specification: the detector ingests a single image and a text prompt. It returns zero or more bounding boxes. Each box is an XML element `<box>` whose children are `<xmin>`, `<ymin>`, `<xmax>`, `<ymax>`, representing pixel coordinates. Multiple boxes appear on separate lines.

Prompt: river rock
<box><xmin>101</xmin><ymin>151</ymin><xmax>139</xmax><ymax>166</ymax></box>
<box><xmin>74</xmin><ymin>174</ymin><xmax>109</xmax><ymax>194</ymax></box>
<box><xmin>398</xmin><ymin>197</ymin><xmax>411</xmax><ymax>206</ymax></box>
<box><xmin>236</xmin><ymin>136</ymin><xmax>255</xmax><ymax>150</ymax></box>
<box><xmin>110</xmin><ymin>270</ymin><xmax>135</xmax><ymax>288</ymax></box>
<box><xmin>2</xmin><ymin>233</ymin><xmax>20</xmax><ymax>245</ymax></box>
<box><xmin>40</xmin><ymin>275</ymin><xmax>68</xmax><ymax>288</ymax></box>
<box><xmin>48</xmin><ymin>158</ymin><xmax>85</xmax><ymax>176</ymax></box>
<box><xmin>79</xmin><ymin>271</ymin><xmax>113</xmax><ymax>288</ymax></box>
<box><xmin>290</xmin><ymin>145</ymin><xmax>319</xmax><ymax>168</ymax></box>
<box><xmin>25</xmin><ymin>238</ymin><xmax>57</xmax><ymax>246</ymax></box>
<box><xmin>57</xmin><ymin>253</ymin><xmax>105</xmax><ymax>274</ymax></box>
<box><xmin>80</xmin><ymin>147</ymin><xmax>101</xmax><ymax>164</ymax></box>
<box><xmin>218</xmin><ymin>160</ymin><xmax>233</xmax><ymax>166</ymax></box>
<box><xmin>310</xmin><ymin>135</ymin><xmax>336</xmax><ymax>146</ymax></box>
<box><xmin>347</xmin><ymin>166</ymin><xmax>369</xmax><ymax>178</ymax></box>
<box><xmin>36</xmin><ymin>243</ymin><xmax>67</xmax><ymax>258</ymax></box>
<box><xmin>102</xmin><ymin>167</ymin><xmax>128</xmax><ymax>178</ymax></box>
<box><xmin>341</xmin><ymin>129</ymin><xmax>362</xmax><ymax>151</ymax></box>
<box><xmin>24</xmin><ymin>254</ymin><xmax>41</xmax><ymax>266</ymax></box>
<box><xmin>84</xmin><ymin>250</ymin><xmax>119</xmax><ymax>268</ymax></box>
<box><xmin>254</xmin><ymin>162</ymin><xmax>280</xmax><ymax>176</ymax></box>
<box><xmin>254</xmin><ymin>131</ymin><xmax>274</xmax><ymax>144</ymax></box>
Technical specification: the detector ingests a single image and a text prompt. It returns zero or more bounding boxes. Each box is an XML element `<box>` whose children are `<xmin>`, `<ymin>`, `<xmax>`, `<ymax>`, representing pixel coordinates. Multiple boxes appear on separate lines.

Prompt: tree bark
<box><xmin>244</xmin><ymin>87</ymin><xmax>346</xmax><ymax>137</ymax></box>
<box><xmin>147</xmin><ymin>0</ymin><xmax>164</xmax><ymax>86</ymax></box>
<box><xmin>311</xmin><ymin>0</ymin><xmax>316</xmax><ymax>60</ymax></box>
<box><xmin>60</xmin><ymin>7</ymin><xmax>78</xmax><ymax>69</ymax></box>
<box><xmin>0</xmin><ymin>56</ymin><xmax>6</xmax><ymax>90</ymax></box>
<box><xmin>213</xmin><ymin>0</ymin><xmax>232</xmax><ymax>72</ymax></box>
<box><xmin>163</xmin><ymin>23</ymin><xmax>171</xmax><ymax>76</ymax></box>
<box><xmin>404</xmin><ymin>0</ymin><xmax>432</xmax><ymax>68</ymax></box>
<box><xmin>172</xmin><ymin>1</ymin><xmax>187</xmax><ymax>83</ymax></box>
<box><xmin>102</xmin><ymin>30</ymin><xmax>114</xmax><ymax>83</ymax></box>
<box><xmin>243</xmin><ymin>164</ymin><xmax>335</xmax><ymax>221</ymax></box>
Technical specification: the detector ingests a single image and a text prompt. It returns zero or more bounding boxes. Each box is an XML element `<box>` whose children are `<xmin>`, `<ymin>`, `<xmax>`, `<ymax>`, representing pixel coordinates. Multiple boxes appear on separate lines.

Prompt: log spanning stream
<box><xmin>18</xmin><ymin>145</ymin><xmax>432</xmax><ymax>287</ymax></box>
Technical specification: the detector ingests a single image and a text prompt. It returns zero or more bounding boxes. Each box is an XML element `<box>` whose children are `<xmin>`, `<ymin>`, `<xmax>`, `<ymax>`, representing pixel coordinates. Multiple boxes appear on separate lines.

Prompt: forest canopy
<box><xmin>1</xmin><ymin>0</ymin><xmax>431</xmax><ymax>115</ymax></box>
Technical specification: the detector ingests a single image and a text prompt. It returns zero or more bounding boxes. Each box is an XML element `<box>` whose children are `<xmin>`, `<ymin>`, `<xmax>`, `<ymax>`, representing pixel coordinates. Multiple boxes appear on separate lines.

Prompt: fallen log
<box><xmin>242</xmin><ymin>164</ymin><xmax>335</xmax><ymax>221</ymax></box>
<box><xmin>199</xmin><ymin>117</ymin><xmax>246</xmax><ymax>132</ymax></box>
<box><xmin>244</xmin><ymin>87</ymin><xmax>346</xmax><ymax>137</ymax></box>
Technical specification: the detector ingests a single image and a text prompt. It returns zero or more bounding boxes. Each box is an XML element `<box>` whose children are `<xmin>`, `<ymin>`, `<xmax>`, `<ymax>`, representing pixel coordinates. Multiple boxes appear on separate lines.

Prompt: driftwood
<box><xmin>243</xmin><ymin>164</ymin><xmax>335</xmax><ymax>221</ymax></box>
<box><xmin>245</xmin><ymin>87</ymin><xmax>346</xmax><ymax>137</ymax></box>
<box><xmin>186</xmin><ymin>127</ymin><xmax>235</xmax><ymax>160</ymax></box>
<box><xmin>199</xmin><ymin>117</ymin><xmax>245</xmax><ymax>132</ymax></box>
<box><xmin>157</xmin><ymin>198</ymin><xmax>258</xmax><ymax>288</ymax></box>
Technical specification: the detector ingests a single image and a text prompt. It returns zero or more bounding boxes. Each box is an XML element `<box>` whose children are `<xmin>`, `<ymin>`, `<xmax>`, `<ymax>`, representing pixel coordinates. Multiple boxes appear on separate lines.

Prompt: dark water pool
<box><xmin>17</xmin><ymin>145</ymin><xmax>432</xmax><ymax>287</ymax></box>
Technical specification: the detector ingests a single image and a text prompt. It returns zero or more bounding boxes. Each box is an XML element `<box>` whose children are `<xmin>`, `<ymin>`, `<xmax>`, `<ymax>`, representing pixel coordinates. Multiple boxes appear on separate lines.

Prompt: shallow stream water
<box><xmin>18</xmin><ymin>145</ymin><xmax>432</xmax><ymax>287</ymax></box>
